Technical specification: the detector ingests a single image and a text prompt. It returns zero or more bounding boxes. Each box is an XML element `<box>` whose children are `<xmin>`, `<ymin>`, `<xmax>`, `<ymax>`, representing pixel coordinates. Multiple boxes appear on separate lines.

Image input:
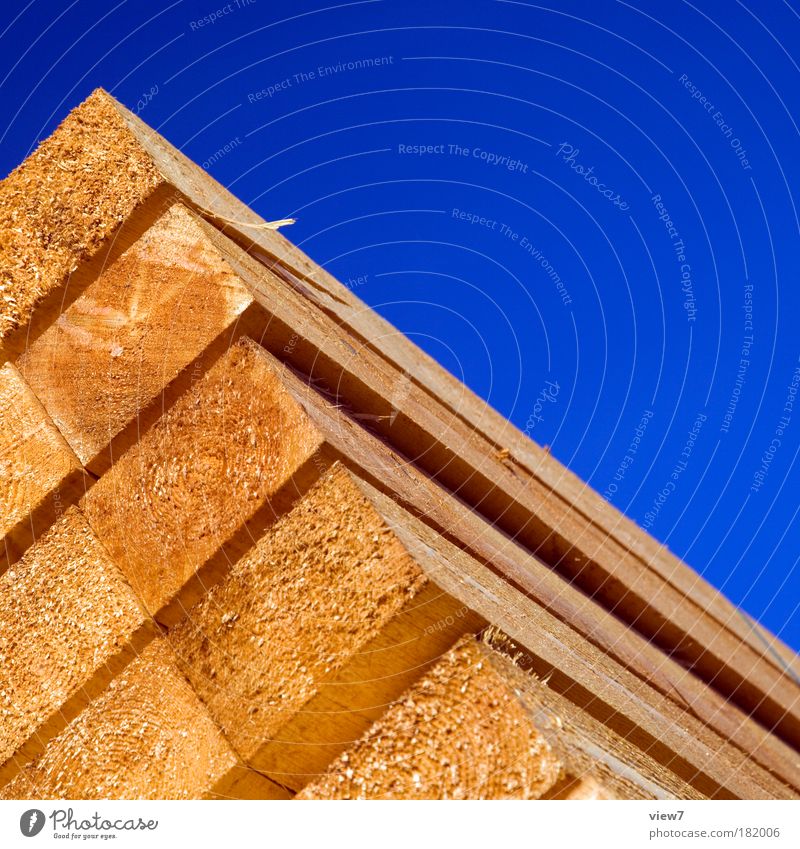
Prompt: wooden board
<box><xmin>0</xmin><ymin>362</ymin><xmax>87</xmax><ymax>571</ymax></box>
<box><xmin>4</xmin><ymin>87</ymin><xmax>794</xmax><ymax>698</ymax></box>
<box><xmin>170</xmin><ymin>462</ymin><xmax>482</xmax><ymax>791</ymax></box>
<box><xmin>195</xmin><ymin>341</ymin><xmax>794</xmax><ymax>799</ymax></box>
<box><xmin>1</xmin><ymin>639</ymin><xmax>287</xmax><ymax>800</ymax></box>
<box><xmin>1</xmin><ymin>88</ymin><xmax>798</xmax><ymax>801</ymax></box>
<box><xmin>181</xmin><ymin>212</ymin><xmax>800</xmax><ymax>750</ymax></box>
<box><xmin>80</xmin><ymin>339</ymin><xmax>325</xmax><ymax>617</ymax></box>
<box><xmin>297</xmin><ymin>636</ymin><xmax>563</xmax><ymax>800</ymax></box>
<box><xmin>18</xmin><ymin>203</ymin><xmax>258</xmax><ymax>473</ymax></box>
<box><xmin>220</xmin><ymin>338</ymin><xmax>798</xmax><ymax>796</ymax></box>
<box><xmin>0</xmin><ymin>506</ymin><xmax>153</xmax><ymax>786</ymax></box>
<box><xmin>481</xmin><ymin>644</ymin><xmax>702</xmax><ymax>800</ymax></box>
<box><xmin>105</xmin><ymin>88</ymin><xmax>800</xmax><ymax>689</ymax></box>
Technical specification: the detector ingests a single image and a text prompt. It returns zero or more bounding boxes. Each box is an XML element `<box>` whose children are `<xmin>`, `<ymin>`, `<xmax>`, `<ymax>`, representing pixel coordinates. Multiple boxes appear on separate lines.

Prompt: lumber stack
<box><xmin>0</xmin><ymin>89</ymin><xmax>798</xmax><ymax>800</ymax></box>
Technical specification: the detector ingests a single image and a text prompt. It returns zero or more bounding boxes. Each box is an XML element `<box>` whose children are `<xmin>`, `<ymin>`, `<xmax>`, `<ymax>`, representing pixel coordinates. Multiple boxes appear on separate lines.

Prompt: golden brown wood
<box><xmin>4</xmin><ymin>87</ymin><xmax>792</xmax><ymax>700</ymax></box>
<box><xmin>0</xmin><ymin>506</ymin><xmax>153</xmax><ymax>785</ymax></box>
<box><xmin>0</xmin><ymin>362</ymin><xmax>87</xmax><ymax>570</ymax></box>
<box><xmin>482</xmin><ymin>643</ymin><xmax>701</xmax><ymax>800</ymax></box>
<box><xmin>105</xmin><ymin>89</ymin><xmax>800</xmax><ymax>693</ymax></box>
<box><xmin>80</xmin><ymin>338</ymin><xmax>325</xmax><ymax>617</ymax></box>
<box><xmin>226</xmin><ymin>343</ymin><xmax>797</xmax><ymax>797</ymax></box>
<box><xmin>169</xmin><ymin>462</ymin><xmax>482</xmax><ymax>791</ymax></box>
<box><xmin>190</xmin><ymin>342</ymin><xmax>792</xmax><ymax>798</ymax></box>
<box><xmin>297</xmin><ymin>637</ymin><xmax>563</xmax><ymax>800</ymax></box>
<box><xmin>0</xmin><ymin>88</ymin><xmax>797</xmax><ymax>802</ymax></box>
<box><xmin>0</xmin><ymin>91</ymin><xmax>161</xmax><ymax>351</ymax></box>
<box><xmin>178</xmin><ymin>213</ymin><xmax>800</xmax><ymax>749</ymax></box>
<box><xmin>17</xmin><ymin>203</ymin><xmax>258</xmax><ymax>472</ymax></box>
<box><xmin>1</xmin><ymin>639</ymin><xmax>287</xmax><ymax>800</ymax></box>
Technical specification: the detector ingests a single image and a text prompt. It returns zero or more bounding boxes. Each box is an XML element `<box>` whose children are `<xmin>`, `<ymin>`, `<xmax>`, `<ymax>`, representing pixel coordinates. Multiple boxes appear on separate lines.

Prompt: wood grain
<box><xmin>0</xmin><ymin>362</ymin><xmax>87</xmax><ymax>570</ymax></box>
<box><xmin>297</xmin><ymin>636</ymin><xmax>563</xmax><ymax>800</ymax></box>
<box><xmin>169</xmin><ymin>462</ymin><xmax>482</xmax><ymax>791</ymax></box>
<box><xmin>106</xmin><ymin>89</ymin><xmax>800</xmax><ymax>692</ymax></box>
<box><xmin>1</xmin><ymin>639</ymin><xmax>287</xmax><ymax>800</ymax></box>
<box><xmin>18</xmin><ymin>203</ymin><xmax>258</xmax><ymax>472</ymax></box>
<box><xmin>0</xmin><ymin>506</ymin><xmax>153</xmax><ymax>785</ymax></box>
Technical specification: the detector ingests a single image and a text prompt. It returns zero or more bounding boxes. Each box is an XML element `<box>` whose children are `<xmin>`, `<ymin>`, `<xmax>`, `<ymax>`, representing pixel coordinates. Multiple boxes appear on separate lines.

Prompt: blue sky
<box><xmin>2</xmin><ymin>0</ymin><xmax>799</xmax><ymax>649</ymax></box>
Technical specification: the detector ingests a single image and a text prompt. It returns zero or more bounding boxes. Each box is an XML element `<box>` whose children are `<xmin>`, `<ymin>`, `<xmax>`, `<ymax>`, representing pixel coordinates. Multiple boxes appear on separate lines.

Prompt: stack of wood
<box><xmin>0</xmin><ymin>90</ymin><xmax>798</xmax><ymax>800</ymax></box>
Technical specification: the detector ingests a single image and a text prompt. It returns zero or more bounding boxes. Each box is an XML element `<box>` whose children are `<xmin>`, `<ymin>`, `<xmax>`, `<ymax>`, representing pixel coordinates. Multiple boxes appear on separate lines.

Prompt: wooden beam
<box><xmin>481</xmin><ymin>643</ymin><xmax>702</xmax><ymax>800</ymax></box>
<box><xmin>297</xmin><ymin>636</ymin><xmax>563</xmax><ymax>799</ymax></box>
<box><xmin>0</xmin><ymin>91</ymin><xmax>161</xmax><ymax>351</ymax></box>
<box><xmin>80</xmin><ymin>338</ymin><xmax>326</xmax><ymax>617</ymax></box>
<box><xmin>4</xmin><ymin>87</ymin><xmax>793</xmax><ymax>695</ymax></box>
<box><xmin>346</xmin><ymin>475</ymin><xmax>797</xmax><ymax>800</ymax></box>
<box><xmin>169</xmin><ymin>462</ymin><xmax>482</xmax><ymax>791</ymax></box>
<box><xmin>0</xmin><ymin>362</ymin><xmax>88</xmax><ymax>571</ymax></box>
<box><xmin>17</xmin><ymin>203</ymin><xmax>259</xmax><ymax>473</ymax></box>
<box><xmin>179</xmin><ymin>212</ymin><xmax>800</xmax><ymax>750</ymax></box>
<box><xmin>358</xmin><ymin>474</ymin><xmax>800</xmax><ymax>792</ymax></box>
<box><xmin>190</xmin><ymin>341</ymin><xmax>793</xmax><ymax>798</ymax></box>
<box><xmin>0</xmin><ymin>506</ymin><xmax>153</xmax><ymax>786</ymax></box>
<box><xmin>1</xmin><ymin>639</ymin><xmax>287</xmax><ymax>800</ymax></box>
<box><xmin>223</xmin><ymin>337</ymin><xmax>798</xmax><ymax>795</ymax></box>
<box><xmin>105</xmin><ymin>89</ymin><xmax>800</xmax><ymax>689</ymax></box>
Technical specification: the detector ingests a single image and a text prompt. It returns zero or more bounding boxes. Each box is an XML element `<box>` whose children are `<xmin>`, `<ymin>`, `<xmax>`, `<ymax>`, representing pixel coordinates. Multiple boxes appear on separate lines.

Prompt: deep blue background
<box><xmin>2</xmin><ymin>0</ymin><xmax>799</xmax><ymax>650</ymax></box>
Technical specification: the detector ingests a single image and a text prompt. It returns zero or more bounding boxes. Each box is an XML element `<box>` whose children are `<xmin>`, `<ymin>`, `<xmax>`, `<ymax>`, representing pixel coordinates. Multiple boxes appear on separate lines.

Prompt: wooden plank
<box><xmin>199</xmin><ymin>341</ymin><xmax>793</xmax><ymax>798</ymax></box>
<box><xmin>3</xmin><ymin>89</ymin><xmax>797</xmax><ymax>793</ymax></box>
<box><xmin>80</xmin><ymin>338</ymin><xmax>326</xmax><ymax>617</ymax></box>
<box><xmin>0</xmin><ymin>506</ymin><xmax>154</xmax><ymax>786</ymax></box>
<box><xmin>296</xmin><ymin>636</ymin><xmax>563</xmax><ymax>800</ymax></box>
<box><xmin>5</xmin><ymin>87</ymin><xmax>793</xmax><ymax>693</ymax></box>
<box><xmin>352</xmin><ymin>471</ymin><xmax>800</xmax><ymax>794</ymax></box>
<box><xmin>105</xmin><ymin>90</ymin><xmax>800</xmax><ymax>688</ymax></box>
<box><xmin>169</xmin><ymin>462</ymin><xmax>482</xmax><ymax>791</ymax></box>
<box><xmin>124</xmin><ymin>312</ymin><xmax>799</xmax><ymax>791</ymax></box>
<box><xmin>4</xmin><ymin>88</ymin><xmax>793</xmax><ymax>702</ymax></box>
<box><xmin>0</xmin><ymin>639</ymin><xmax>287</xmax><ymax>800</ymax></box>
<box><xmin>481</xmin><ymin>643</ymin><xmax>701</xmax><ymax>800</ymax></box>
<box><xmin>0</xmin><ymin>90</ymin><xmax>162</xmax><ymax>351</ymax></box>
<box><xmin>175</xmin><ymin>213</ymin><xmax>800</xmax><ymax>750</ymax></box>
<box><xmin>0</xmin><ymin>362</ymin><xmax>88</xmax><ymax>571</ymax></box>
<box><xmin>346</xmin><ymin>473</ymin><xmax>796</xmax><ymax>800</ymax></box>
<box><xmin>17</xmin><ymin>202</ymin><xmax>259</xmax><ymax>473</ymax></box>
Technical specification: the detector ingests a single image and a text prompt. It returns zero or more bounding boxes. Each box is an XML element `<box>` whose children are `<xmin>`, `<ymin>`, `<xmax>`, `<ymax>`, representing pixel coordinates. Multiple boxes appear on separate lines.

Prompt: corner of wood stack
<box><xmin>0</xmin><ymin>89</ymin><xmax>798</xmax><ymax>803</ymax></box>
